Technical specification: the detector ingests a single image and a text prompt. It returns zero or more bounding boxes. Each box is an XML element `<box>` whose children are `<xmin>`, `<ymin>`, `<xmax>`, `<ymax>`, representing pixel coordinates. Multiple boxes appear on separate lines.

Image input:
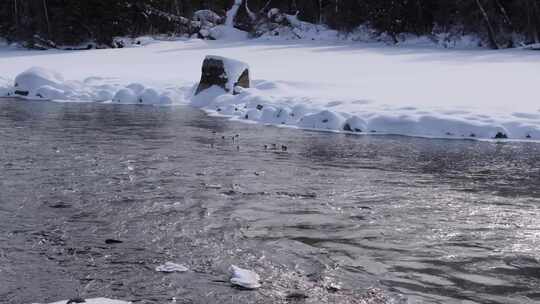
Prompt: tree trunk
<box><xmin>475</xmin><ymin>0</ymin><xmax>499</xmax><ymax>49</ymax></box>
<box><xmin>532</xmin><ymin>0</ymin><xmax>540</xmax><ymax>43</ymax></box>
<box><xmin>42</xmin><ymin>0</ymin><xmax>52</xmax><ymax>39</ymax></box>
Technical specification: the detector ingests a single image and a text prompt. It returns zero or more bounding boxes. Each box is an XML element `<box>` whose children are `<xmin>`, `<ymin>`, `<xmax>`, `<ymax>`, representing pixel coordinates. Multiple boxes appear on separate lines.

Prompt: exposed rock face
<box><xmin>195</xmin><ymin>56</ymin><xmax>250</xmax><ymax>95</ymax></box>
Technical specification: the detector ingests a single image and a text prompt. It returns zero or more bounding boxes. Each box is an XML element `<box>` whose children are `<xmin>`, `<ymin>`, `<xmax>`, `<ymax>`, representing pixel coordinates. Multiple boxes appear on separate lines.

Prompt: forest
<box><xmin>0</xmin><ymin>0</ymin><xmax>539</xmax><ymax>49</ymax></box>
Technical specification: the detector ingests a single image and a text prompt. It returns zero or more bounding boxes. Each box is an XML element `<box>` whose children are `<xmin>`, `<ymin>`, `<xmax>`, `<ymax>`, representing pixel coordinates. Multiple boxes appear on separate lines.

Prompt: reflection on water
<box><xmin>0</xmin><ymin>98</ymin><xmax>539</xmax><ymax>304</ymax></box>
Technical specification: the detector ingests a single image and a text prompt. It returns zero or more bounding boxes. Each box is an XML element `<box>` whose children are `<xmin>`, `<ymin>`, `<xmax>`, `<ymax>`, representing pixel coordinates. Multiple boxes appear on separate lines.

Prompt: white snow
<box><xmin>1</xmin><ymin>38</ymin><xmax>540</xmax><ymax>141</ymax></box>
<box><xmin>33</xmin><ymin>298</ymin><xmax>131</xmax><ymax>304</ymax></box>
<box><xmin>225</xmin><ymin>0</ymin><xmax>243</xmax><ymax>27</ymax></box>
<box><xmin>155</xmin><ymin>262</ymin><xmax>189</xmax><ymax>273</ymax></box>
<box><xmin>229</xmin><ymin>265</ymin><xmax>261</xmax><ymax>289</ymax></box>
<box><xmin>208</xmin><ymin>25</ymin><xmax>249</xmax><ymax>41</ymax></box>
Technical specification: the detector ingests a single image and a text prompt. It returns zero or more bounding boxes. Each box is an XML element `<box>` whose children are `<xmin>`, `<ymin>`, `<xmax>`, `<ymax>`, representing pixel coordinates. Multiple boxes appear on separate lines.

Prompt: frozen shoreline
<box><xmin>1</xmin><ymin>38</ymin><xmax>539</xmax><ymax>141</ymax></box>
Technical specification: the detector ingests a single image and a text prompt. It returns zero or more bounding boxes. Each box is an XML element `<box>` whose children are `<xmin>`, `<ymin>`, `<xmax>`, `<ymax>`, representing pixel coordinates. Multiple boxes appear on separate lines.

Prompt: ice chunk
<box><xmin>229</xmin><ymin>265</ymin><xmax>261</xmax><ymax>289</ymax></box>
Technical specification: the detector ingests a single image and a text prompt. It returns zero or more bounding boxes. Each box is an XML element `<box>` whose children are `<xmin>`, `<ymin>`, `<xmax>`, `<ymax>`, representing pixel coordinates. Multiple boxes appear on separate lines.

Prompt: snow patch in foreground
<box><xmin>33</xmin><ymin>298</ymin><xmax>131</xmax><ymax>304</ymax></box>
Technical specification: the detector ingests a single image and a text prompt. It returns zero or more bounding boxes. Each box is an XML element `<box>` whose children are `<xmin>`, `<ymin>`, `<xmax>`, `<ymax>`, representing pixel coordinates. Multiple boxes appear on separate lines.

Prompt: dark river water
<box><xmin>1</xmin><ymin>98</ymin><xmax>540</xmax><ymax>304</ymax></box>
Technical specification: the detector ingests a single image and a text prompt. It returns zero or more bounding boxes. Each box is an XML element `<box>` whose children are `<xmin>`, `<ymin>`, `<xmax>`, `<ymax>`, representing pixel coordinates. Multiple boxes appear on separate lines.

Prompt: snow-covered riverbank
<box><xmin>1</xmin><ymin>38</ymin><xmax>539</xmax><ymax>140</ymax></box>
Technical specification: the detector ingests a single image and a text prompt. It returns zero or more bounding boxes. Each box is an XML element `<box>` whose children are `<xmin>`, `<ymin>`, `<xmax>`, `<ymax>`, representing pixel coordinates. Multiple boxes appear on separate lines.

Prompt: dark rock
<box><xmin>66</xmin><ymin>298</ymin><xmax>86</xmax><ymax>304</ymax></box>
<box><xmin>256</xmin><ymin>104</ymin><xmax>264</xmax><ymax>110</ymax></box>
<box><xmin>343</xmin><ymin>123</ymin><xmax>353</xmax><ymax>132</ymax></box>
<box><xmin>105</xmin><ymin>239</ymin><xmax>123</xmax><ymax>244</ymax></box>
<box><xmin>526</xmin><ymin>134</ymin><xmax>532</xmax><ymax>139</ymax></box>
<box><xmin>14</xmin><ymin>90</ymin><xmax>29</xmax><ymax>96</ymax></box>
<box><xmin>48</xmin><ymin>202</ymin><xmax>71</xmax><ymax>209</ymax></box>
<box><xmin>494</xmin><ymin>132</ymin><xmax>508</xmax><ymax>139</ymax></box>
<box><xmin>195</xmin><ymin>56</ymin><xmax>250</xmax><ymax>95</ymax></box>
<box><xmin>286</xmin><ymin>291</ymin><xmax>309</xmax><ymax>300</ymax></box>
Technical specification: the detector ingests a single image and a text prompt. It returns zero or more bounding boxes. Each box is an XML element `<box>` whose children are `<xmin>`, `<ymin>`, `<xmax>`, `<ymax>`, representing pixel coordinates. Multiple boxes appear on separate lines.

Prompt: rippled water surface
<box><xmin>1</xmin><ymin>99</ymin><xmax>540</xmax><ymax>304</ymax></box>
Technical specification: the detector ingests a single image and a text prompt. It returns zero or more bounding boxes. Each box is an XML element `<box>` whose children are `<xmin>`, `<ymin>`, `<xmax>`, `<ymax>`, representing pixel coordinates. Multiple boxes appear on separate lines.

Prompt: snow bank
<box><xmin>3</xmin><ymin>68</ymin><xmax>184</xmax><ymax>104</ymax></box>
<box><xmin>188</xmin><ymin>79</ymin><xmax>540</xmax><ymax>140</ymax></box>
<box><xmin>33</xmin><ymin>298</ymin><xmax>131</xmax><ymax>304</ymax></box>
<box><xmin>1</xmin><ymin>39</ymin><xmax>540</xmax><ymax>141</ymax></box>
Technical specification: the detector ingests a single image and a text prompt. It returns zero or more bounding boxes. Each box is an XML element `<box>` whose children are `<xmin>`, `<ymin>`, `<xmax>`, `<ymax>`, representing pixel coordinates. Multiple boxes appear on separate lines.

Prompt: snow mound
<box><xmin>229</xmin><ymin>265</ymin><xmax>261</xmax><ymax>289</ymax></box>
<box><xmin>14</xmin><ymin>67</ymin><xmax>67</xmax><ymax>96</ymax></box>
<box><xmin>208</xmin><ymin>25</ymin><xmax>249</xmax><ymax>41</ymax></box>
<box><xmin>112</xmin><ymin>88</ymin><xmax>138</xmax><ymax>103</ymax></box>
<box><xmin>126</xmin><ymin>83</ymin><xmax>146</xmax><ymax>94</ymax></box>
<box><xmin>33</xmin><ymin>298</ymin><xmax>131</xmax><ymax>304</ymax></box>
<box><xmin>138</xmin><ymin>88</ymin><xmax>160</xmax><ymax>103</ymax></box>
<box><xmin>299</xmin><ymin>110</ymin><xmax>346</xmax><ymax>130</ymax></box>
<box><xmin>34</xmin><ymin>85</ymin><xmax>68</xmax><ymax>100</ymax></box>
<box><xmin>0</xmin><ymin>67</ymin><xmax>183</xmax><ymax>105</ymax></box>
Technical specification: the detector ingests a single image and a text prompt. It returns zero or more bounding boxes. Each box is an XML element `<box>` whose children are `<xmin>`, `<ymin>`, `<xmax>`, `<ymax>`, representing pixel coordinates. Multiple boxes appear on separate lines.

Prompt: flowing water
<box><xmin>1</xmin><ymin>98</ymin><xmax>539</xmax><ymax>304</ymax></box>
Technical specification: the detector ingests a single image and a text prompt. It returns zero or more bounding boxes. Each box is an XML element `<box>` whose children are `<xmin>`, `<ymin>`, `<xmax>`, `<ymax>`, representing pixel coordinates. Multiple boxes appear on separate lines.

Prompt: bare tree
<box><xmin>475</xmin><ymin>0</ymin><xmax>499</xmax><ymax>49</ymax></box>
<box><xmin>43</xmin><ymin>0</ymin><xmax>52</xmax><ymax>39</ymax></box>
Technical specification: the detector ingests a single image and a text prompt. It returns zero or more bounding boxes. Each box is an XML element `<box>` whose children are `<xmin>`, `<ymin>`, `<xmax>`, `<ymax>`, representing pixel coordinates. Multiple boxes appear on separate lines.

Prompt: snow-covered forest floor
<box><xmin>1</xmin><ymin>36</ymin><xmax>540</xmax><ymax>141</ymax></box>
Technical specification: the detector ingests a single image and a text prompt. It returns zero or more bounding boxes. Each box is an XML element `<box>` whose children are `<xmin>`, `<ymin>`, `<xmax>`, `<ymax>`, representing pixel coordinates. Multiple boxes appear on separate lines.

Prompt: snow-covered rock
<box><xmin>138</xmin><ymin>88</ymin><xmax>160</xmax><ymax>104</ymax></box>
<box><xmin>34</xmin><ymin>85</ymin><xmax>67</xmax><ymax>100</ymax></box>
<box><xmin>95</xmin><ymin>90</ymin><xmax>114</xmax><ymax>102</ymax></box>
<box><xmin>155</xmin><ymin>262</ymin><xmax>189</xmax><ymax>273</ymax></box>
<box><xmin>14</xmin><ymin>67</ymin><xmax>68</xmax><ymax>98</ymax></box>
<box><xmin>299</xmin><ymin>110</ymin><xmax>346</xmax><ymax>131</ymax></box>
<box><xmin>344</xmin><ymin>116</ymin><xmax>367</xmax><ymax>132</ymax></box>
<box><xmin>195</xmin><ymin>56</ymin><xmax>249</xmax><ymax>95</ymax></box>
<box><xmin>159</xmin><ymin>91</ymin><xmax>181</xmax><ymax>105</ymax></box>
<box><xmin>33</xmin><ymin>298</ymin><xmax>131</xmax><ymax>304</ymax></box>
<box><xmin>229</xmin><ymin>265</ymin><xmax>261</xmax><ymax>289</ymax></box>
<box><xmin>112</xmin><ymin>88</ymin><xmax>138</xmax><ymax>104</ymax></box>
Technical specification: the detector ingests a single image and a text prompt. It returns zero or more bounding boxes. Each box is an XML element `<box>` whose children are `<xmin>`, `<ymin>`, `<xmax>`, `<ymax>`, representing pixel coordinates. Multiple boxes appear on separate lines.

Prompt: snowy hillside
<box><xmin>1</xmin><ymin>38</ymin><xmax>540</xmax><ymax>140</ymax></box>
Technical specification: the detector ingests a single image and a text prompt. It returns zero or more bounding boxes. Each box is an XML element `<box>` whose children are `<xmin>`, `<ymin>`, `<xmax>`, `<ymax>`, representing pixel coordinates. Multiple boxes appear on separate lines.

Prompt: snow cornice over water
<box><xmin>1</xmin><ymin>38</ymin><xmax>540</xmax><ymax>141</ymax></box>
